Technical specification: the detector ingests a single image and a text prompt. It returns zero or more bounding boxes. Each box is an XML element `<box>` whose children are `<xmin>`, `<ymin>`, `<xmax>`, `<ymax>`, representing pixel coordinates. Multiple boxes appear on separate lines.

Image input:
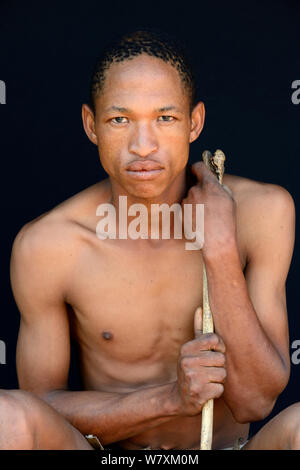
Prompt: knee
<box><xmin>0</xmin><ymin>390</ymin><xmax>36</xmax><ymax>449</ymax></box>
<box><xmin>281</xmin><ymin>403</ymin><xmax>300</xmax><ymax>450</ymax></box>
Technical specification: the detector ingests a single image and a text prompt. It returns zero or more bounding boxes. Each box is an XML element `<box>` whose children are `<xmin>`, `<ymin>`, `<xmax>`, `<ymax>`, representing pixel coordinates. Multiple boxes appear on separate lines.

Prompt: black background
<box><xmin>0</xmin><ymin>0</ymin><xmax>299</xmax><ymax>438</ymax></box>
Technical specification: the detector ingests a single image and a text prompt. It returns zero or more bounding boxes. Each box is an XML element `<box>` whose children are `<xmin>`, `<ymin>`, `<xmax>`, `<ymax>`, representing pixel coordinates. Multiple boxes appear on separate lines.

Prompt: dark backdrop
<box><xmin>0</xmin><ymin>0</ymin><xmax>299</xmax><ymax>438</ymax></box>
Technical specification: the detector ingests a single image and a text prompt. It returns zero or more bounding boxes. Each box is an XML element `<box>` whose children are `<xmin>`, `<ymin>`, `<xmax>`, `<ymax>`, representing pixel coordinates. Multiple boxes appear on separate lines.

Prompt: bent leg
<box><xmin>243</xmin><ymin>403</ymin><xmax>300</xmax><ymax>450</ymax></box>
<box><xmin>0</xmin><ymin>389</ymin><xmax>93</xmax><ymax>450</ymax></box>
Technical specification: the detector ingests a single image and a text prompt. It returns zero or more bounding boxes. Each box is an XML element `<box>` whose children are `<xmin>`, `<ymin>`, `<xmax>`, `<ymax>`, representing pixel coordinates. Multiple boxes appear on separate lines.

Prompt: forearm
<box><xmin>204</xmin><ymin>243</ymin><xmax>288</xmax><ymax>421</ymax></box>
<box><xmin>41</xmin><ymin>383</ymin><xmax>178</xmax><ymax>445</ymax></box>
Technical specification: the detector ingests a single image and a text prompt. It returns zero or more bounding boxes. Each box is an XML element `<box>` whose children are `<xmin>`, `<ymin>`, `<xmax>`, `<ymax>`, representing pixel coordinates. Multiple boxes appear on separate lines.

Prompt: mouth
<box><xmin>125</xmin><ymin>160</ymin><xmax>164</xmax><ymax>180</ymax></box>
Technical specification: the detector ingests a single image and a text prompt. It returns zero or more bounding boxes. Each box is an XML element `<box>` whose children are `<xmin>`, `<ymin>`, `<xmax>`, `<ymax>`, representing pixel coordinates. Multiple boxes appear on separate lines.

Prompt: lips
<box><xmin>126</xmin><ymin>160</ymin><xmax>163</xmax><ymax>172</ymax></box>
<box><xmin>125</xmin><ymin>160</ymin><xmax>164</xmax><ymax>181</ymax></box>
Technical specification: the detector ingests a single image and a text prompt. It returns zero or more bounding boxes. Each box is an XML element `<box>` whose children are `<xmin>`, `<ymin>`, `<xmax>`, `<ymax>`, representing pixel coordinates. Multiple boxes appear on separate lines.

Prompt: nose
<box><xmin>128</xmin><ymin>122</ymin><xmax>159</xmax><ymax>158</ymax></box>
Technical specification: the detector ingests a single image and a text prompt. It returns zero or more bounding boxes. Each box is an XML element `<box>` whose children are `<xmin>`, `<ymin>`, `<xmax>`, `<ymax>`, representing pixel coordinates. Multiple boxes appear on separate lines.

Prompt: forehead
<box><xmin>96</xmin><ymin>54</ymin><xmax>189</xmax><ymax>110</ymax></box>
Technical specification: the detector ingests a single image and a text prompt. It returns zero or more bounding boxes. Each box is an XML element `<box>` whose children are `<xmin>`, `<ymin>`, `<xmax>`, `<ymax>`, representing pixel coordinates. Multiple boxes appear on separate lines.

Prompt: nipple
<box><xmin>102</xmin><ymin>331</ymin><xmax>113</xmax><ymax>341</ymax></box>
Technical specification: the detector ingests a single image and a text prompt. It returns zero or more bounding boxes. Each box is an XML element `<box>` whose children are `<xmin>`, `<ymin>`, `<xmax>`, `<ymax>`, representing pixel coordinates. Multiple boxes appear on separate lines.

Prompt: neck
<box><xmin>108</xmin><ymin>168</ymin><xmax>189</xmax><ymax>238</ymax></box>
<box><xmin>111</xmin><ymin>169</ymin><xmax>187</xmax><ymax>208</ymax></box>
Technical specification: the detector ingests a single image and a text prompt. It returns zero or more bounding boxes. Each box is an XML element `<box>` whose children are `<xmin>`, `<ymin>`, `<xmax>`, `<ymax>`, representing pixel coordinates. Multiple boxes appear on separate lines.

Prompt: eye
<box><xmin>158</xmin><ymin>115</ymin><xmax>175</xmax><ymax>122</ymax></box>
<box><xmin>111</xmin><ymin>117</ymin><xmax>129</xmax><ymax>124</ymax></box>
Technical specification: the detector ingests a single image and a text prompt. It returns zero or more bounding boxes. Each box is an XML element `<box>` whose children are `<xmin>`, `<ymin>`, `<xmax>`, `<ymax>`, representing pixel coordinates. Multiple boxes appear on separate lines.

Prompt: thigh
<box><xmin>0</xmin><ymin>389</ymin><xmax>94</xmax><ymax>450</ymax></box>
<box><xmin>243</xmin><ymin>403</ymin><xmax>300</xmax><ymax>450</ymax></box>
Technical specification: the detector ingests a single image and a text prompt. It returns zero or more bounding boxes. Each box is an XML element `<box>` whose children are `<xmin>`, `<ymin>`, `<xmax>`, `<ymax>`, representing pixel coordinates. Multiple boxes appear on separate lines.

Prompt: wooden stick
<box><xmin>200</xmin><ymin>149</ymin><xmax>226</xmax><ymax>450</ymax></box>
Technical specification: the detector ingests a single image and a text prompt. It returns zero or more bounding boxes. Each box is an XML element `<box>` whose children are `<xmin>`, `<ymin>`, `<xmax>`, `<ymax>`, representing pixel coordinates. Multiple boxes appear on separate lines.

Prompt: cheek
<box><xmin>164</xmin><ymin>129</ymin><xmax>190</xmax><ymax>169</ymax></box>
<box><xmin>96</xmin><ymin>131</ymin><xmax>125</xmax><ymax>174</ymax></box>
<box><xmin>166</xmin><ymin>120</ymin><xmax>191</xmax><ymax>147</ymax></box>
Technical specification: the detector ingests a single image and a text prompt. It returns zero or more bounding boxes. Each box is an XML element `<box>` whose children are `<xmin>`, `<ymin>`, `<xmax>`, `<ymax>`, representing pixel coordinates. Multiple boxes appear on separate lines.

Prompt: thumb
<box><xmin>194</xmin><ymin>307</ymin><xmax>203</xmax><ymax>338</ymax></box>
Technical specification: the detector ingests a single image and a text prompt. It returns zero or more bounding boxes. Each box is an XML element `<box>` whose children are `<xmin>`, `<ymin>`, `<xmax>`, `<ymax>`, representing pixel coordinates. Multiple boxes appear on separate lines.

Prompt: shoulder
<box><xmin>224</xmin><ymin>173</ymin><xmax>295</xmax><ymax>260</ymax></box>
<box><xmin>10</xmin><ymin>179</ymin><xmax>112</xmax><ymax>294</ymax></box>
<box><xmin>224</xmin><ymin>173</ymin><xmax>295</xmax><ymax>220</ymax></box>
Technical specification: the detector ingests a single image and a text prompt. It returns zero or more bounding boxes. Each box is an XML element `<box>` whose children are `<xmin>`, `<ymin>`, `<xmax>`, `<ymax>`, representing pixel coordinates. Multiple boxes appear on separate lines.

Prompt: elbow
<box><xmin>233</xmin><ymin>364</ymin><xmax>290</xmax><ymax>424</ymax></box>
<box><xmin>232</xmin><ymin>396</ymin><xmax>278</xmax><ymax>424</ymax></box>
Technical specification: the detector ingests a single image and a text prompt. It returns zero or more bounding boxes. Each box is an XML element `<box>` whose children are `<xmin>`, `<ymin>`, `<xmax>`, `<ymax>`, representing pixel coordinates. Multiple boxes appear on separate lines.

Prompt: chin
<box><xmin>123</xmin><ymin>178</ymin><xmax>169</xmax><ymax>201</ymax></box>
<box><xmin>128</xmin><ymin>186</ymin><xmax>165</xmax><ymax>201</ymax></box>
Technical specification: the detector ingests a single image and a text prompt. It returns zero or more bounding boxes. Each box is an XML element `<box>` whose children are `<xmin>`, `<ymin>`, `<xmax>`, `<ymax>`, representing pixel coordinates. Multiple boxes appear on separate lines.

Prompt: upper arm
<box><xmin>243</xmin><ymin>184</ymin><xmax>295</xmax><ymax>373</ymax></box>
<box><xmin>10</xmin><ymin>220</ymin><xmax>71</xmax><ymax>395</ymax></box>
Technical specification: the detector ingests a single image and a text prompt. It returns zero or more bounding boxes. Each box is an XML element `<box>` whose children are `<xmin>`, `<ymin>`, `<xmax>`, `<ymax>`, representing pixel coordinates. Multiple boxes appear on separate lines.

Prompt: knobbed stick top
<box><xmin>202</xmin><ymin>149</ymin><xmax>226</xmax><ymax>184</ymax></box>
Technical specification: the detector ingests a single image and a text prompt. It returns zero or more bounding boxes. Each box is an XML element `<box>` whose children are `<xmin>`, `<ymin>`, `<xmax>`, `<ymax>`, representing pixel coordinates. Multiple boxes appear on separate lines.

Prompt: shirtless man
<box><xmin>2</xmin><ymin>29</ymin><xmax>299</xmax><ymax>450</ymax></box>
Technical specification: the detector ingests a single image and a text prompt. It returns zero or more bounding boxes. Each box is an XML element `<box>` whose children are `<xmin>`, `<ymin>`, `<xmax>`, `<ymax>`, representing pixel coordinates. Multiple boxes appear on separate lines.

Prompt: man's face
<box><xmin>83</xmin><ymin>54</ymin><xmax>204</xmax><ymax>200</ymax></box>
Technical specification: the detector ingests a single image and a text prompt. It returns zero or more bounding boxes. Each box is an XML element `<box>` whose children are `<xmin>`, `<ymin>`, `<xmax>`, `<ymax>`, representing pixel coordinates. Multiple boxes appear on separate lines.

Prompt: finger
<box><xmin>203</xmin><ymin>382</ymin><xmax>224</xmax><ymax>400</ymax></box>
<box><xmin>206</xmin><ymin>366</ymin><xmax>227</xmax><ymax>384</ymax></box>
<box><xmin>181</xmin><ymin>333</ymin><xmax>226</xmax><ymax>355</ymax></box>
<box><xmin>191</xmin><ymin>161</ymin><xmax>218</xmax><ymax>182</ymax></box>
<box><xmin>201</xmin><ymin>333</ymin><xmax>226</xmax><ymax>353</ymax></box>
<box><xmin>181</xmin><ymin>351</ymin><xmax>225</xmax><ymax>367</ymax></box>
<box><xmin>194</xmin><ymin>307</ymin><xmax>203</xmax><ymax>338</ymax></box>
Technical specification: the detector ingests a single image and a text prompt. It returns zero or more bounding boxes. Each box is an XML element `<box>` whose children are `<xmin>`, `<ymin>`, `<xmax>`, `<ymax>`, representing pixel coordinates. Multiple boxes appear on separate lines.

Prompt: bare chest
<box><xmin>67</xmin><ymin>241</ymin><xmax>205</xmax><ymax>365</ymax></box>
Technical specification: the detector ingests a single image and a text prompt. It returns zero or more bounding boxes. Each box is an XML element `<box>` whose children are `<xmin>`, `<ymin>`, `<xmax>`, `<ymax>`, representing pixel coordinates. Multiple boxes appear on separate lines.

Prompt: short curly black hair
<box><xmin>89</xmin><ymin>28</ymin><xmax>196</xmax><ymax>114</ymax></box>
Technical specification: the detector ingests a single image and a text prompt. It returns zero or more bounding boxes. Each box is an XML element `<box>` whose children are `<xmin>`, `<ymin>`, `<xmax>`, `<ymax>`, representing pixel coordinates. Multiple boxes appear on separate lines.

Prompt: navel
<box><xmin>101</xmin><ymin>331</ymin><xmax>113</xmax><ymax>341</ymax></box>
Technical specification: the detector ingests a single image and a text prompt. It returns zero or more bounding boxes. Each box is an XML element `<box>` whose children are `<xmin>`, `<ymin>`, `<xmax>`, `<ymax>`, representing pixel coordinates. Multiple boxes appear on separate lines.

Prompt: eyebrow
<box><xmin>105</xmin><ymin>106</ymin><xmax>129</xmax><ymax>113</ymax></box>
<box><xmin>155</xmin><ymin>106</ymin><xmax>183</xmax><ymax>114</ymax></box>
<box><xmin>104</xmin><ymin>105</ymin><xmax>184</xmax><ymax>114</ymax></box>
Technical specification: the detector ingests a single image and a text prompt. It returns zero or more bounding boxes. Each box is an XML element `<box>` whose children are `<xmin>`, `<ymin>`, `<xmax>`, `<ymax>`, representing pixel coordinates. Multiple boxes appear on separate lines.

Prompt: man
<box><xmin>2</xmin><ymin>29</ymin><xmax>299</xmax><ymax>450</ymax></box>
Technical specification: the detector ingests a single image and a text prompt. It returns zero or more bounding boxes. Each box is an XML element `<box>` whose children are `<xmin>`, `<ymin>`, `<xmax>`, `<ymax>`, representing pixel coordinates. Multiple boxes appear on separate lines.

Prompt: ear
<box><xmin>82</xmin><ymin>103</ymin><xmax>98</xmax><ymax>145</ymax></box>
<box><xmin>189</xmin><ymin>101</ymin><xmax>205</xmax><ymax>143</ymax></box>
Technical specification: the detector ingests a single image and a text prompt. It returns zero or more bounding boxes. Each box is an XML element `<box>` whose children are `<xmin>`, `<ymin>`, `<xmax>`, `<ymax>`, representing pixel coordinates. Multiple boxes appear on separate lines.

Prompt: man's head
<box><xmin>82</xmin><ymin>29</ymin><xmax>205</xmax><ymax>200</ymax></box>
<box><xmin>89</xmin><ymin>29</ymin><xmax>197</xmax><ymax>114</ymax></box>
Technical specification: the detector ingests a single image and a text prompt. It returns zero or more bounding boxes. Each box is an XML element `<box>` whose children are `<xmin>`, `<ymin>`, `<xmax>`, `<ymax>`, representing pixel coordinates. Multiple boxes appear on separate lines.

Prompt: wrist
<box><xmin>202</xmin><ymin>234</ymin><xmax>239</xmax><ymax>262</ymax></box>
<box><xmin>162</xmin><ymin>382</ymin><xmax>182</xmax><ymax>417</ymax></box>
